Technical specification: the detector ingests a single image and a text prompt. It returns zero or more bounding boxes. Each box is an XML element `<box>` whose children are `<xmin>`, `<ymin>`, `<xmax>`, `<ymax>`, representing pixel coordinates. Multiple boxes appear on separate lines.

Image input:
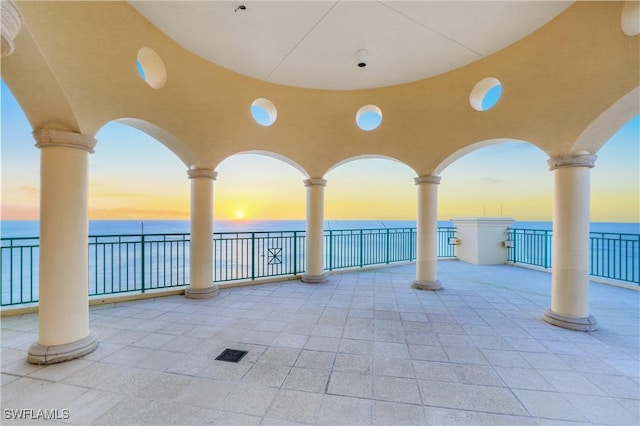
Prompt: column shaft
<box><xmin>28</xmin><ymin>129</ymin><xmax>98</xmax><ymax>364</ymax></box>
<box><xmin>185</xmin><ymin>168</ymin><xmax>219</xmax><ymax>299</ymax></box>
<box><xmin>302</xmin><ymin>179</ymin><xmax>327</xmax><ymax>283</ymax></box>
<box><xmin>412</xmin><ymin>176</ymin><xmax>442</xmax><ymax>290</ymax></box>
<box><xmin>544</xmin><ymin>154</ymin><xmax>597</xmax><ymax>331</ymax></box>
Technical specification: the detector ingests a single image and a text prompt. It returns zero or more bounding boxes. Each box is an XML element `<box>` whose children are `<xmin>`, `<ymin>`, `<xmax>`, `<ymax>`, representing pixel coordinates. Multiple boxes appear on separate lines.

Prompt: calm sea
<box><xmin>1</xmin><ymin>220</ymin><xmax>638</xmax><ymax>238</ymax></box>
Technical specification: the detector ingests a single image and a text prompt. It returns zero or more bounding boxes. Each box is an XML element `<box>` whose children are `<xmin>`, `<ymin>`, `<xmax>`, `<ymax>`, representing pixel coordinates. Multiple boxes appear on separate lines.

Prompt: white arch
<box><xmin>434</xmin><ymin>138</ymin><xmax>546</xmax><ymax>175</ymax></box>
<box><xmin>215</xmin><ymin>150</ymin><xmax>310</xmax><ymax>178</ymax></box>
<box><xmin>114</xmin><ymin>118</ymin><xmax>197</xmax><ymax>167</ymax></box>
<box><xmin>326</xmin><ymin>154</ymin><xmax>418</xmax><ymax>177</ymax></box>
<box><xmin>571</xmin><ymin>86</ymin><xmax>640</xmax><ymax>155</ymax></box>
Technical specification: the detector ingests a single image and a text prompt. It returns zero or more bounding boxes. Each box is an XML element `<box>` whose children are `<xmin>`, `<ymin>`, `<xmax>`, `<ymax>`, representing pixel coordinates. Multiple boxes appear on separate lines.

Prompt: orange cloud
<box><xmin>88</xmin><ymin>207</ymin><xmax>189</xmax><ymax>220</ymax></box>
<box><xmin>19</xmin><ymin>185</ymin><xmax>39</xmax><ymax>195</ymax></box>
<box><xmin>1</xmin><ymin>204</ymin><xmax>39</xmax><ymax>220</ymax></box>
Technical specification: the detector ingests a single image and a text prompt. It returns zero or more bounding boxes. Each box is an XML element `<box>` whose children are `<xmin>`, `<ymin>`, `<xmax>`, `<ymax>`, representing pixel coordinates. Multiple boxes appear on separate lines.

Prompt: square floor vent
<box><xmin>215</xmin><ymin>348</ymin><xmax>248</xmax><ymax>363</ymax></box>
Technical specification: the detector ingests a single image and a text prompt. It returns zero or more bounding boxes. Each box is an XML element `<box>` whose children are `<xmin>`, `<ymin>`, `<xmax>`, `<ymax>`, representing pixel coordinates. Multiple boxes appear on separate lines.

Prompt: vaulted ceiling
<box><xmin>130</xmin><ymin>1</ymin><xmax>573</xmax><ymax>90</ymax></box>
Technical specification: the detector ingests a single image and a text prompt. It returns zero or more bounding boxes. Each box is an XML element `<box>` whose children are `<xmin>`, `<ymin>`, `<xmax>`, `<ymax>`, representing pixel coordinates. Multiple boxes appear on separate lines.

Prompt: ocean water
<box><xmin>1</xmin><ymin>219</ymin><xmax>638</xmax><ymax>238</ymax></box>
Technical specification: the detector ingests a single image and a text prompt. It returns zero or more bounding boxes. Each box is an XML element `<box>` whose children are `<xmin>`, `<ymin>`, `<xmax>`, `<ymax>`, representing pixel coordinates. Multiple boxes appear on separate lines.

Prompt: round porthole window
<box><xmin>356</xmin><ymin>105</ymin><xmax>383</xmax><ymax>131</ymax></box>
<box><xmin>136</xmin><ymin>47</ymin><xmax>167</xmax><ymax>89</ymax></box>
<box><xmin>622</xmin><ymin>1</ymin><xmax>640</xmax><ymax>36</ymax></box>
<box><xmin>251</xmin><ymin>98</ymin><xmax>277</xmax><ymax>126</ymax></box>
<box><xmin>469</xmin><ymin>77</ymin><xmax>502</xmax><ymax>112</ymax></box>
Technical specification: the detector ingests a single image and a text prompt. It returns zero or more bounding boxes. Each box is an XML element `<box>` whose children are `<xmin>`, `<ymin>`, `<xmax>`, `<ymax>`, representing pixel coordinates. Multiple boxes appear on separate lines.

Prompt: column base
<box><xmin>28</xmin><ymin>331</ymin><xmax>98</xmax><ymax>365</ymax></box>
<box><xmin>543</xmin><ymin>308</ymin><xmax>597</xmax><ymax>332</ymax></box>
<box><xmin>412</xmin><ymin>279</ymin><xmax>442</xmax><ymax>291</ymax></box>
<box><xmin>301</xmin><ymin>273</ymin><xmax>328</xmax><ymax>284</ymax></box>
<box><xmin>185</xmin><ymin>285</ymin><xmax>219</xmax><ymax>299</ymax></box>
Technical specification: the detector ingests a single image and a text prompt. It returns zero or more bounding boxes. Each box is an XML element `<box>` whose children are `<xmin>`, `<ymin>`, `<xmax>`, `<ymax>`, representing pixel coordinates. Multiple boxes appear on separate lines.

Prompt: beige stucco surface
<box><xmin>2</xmin><ymin>1</ymin><xmax>638</xmax><ymax>178</ymax></box>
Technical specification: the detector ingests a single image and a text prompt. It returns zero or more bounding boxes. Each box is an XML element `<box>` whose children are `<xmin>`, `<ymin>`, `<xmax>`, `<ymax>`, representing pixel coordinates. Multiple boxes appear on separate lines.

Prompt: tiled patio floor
<box><xmin>2</xmin><ymin>261</ymin><xmax>639</xmax><ymax>425</ymax></box>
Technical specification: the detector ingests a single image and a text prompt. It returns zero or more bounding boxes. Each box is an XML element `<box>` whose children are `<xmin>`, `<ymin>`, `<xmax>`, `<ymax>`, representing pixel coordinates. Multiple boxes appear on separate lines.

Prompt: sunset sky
<box><xmin>1</xmin><ymin>80</ymin><xmax>638</xmax><ymax>223</ymax></box>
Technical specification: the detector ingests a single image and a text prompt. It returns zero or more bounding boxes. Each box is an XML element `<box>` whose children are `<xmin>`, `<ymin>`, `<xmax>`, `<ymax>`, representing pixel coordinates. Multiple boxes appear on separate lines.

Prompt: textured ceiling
<box><xmin>131</xmin><ymin>1</ymin><xmax>573</xmax><ymax>90</ymax></box>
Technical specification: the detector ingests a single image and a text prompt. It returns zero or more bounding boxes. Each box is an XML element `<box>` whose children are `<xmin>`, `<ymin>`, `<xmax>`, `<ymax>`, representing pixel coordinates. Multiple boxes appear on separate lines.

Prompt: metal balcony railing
<box><xmin>3</xmin><ymin>226</ymin><xmax>637</xmax><ymax>307</ymax></box>
<box><xmin>1</xmin><ymin>227</ymin><xmax>457</xmax><ymax>306</ymax></box>
<box><xmin>506</xmin><ymin>228</ymin><xmax>639</xmax><ymax>284</ymax></box>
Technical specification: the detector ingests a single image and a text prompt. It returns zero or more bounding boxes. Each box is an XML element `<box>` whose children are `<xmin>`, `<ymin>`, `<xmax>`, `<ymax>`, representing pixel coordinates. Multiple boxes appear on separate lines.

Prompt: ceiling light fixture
<box><xmin>357</xmin><ymin>49</ymin><xmax>367</xmax><ymax>68</ymax></box>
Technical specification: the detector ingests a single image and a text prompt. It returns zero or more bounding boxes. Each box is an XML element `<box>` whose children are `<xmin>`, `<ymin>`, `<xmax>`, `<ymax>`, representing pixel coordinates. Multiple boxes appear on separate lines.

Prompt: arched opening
<box><xmin>437</xmin><ymin>140</ymin><xmax>551</xmax><ymax>223</ymax></box>
<box><xmin>323</xmin><ymin>156</ymin><xmax>417</xmax><ymax>271</ymax></box>
<box><xmin>324</xmin><ymin>156</ymin><xmax>417</xmax><ymax>227</ymax></box>
<box><xmin>591</xmin><ymin>114</ymin><xmax>639</xmax><ymax>225</ymax></box>
<box><xmin>1</xmin><ymin>80</ymin><xmax>40</xmax><ymax>233</ymax></box>
<box><xmin>1</xmin><ymin>76</ymin><xmax>195</xmax><ymax>233</ymax></box>
<box><xmin>87</xmin><ymin>122</ymin><xmax>196</xmax><ymax>298</ymax></box>
<box><xmin>214</xmin><ymin>152</ymin><xmax>307</xmax><ymax>229</ymax></box>
<box><xmin>89</xmin><ymin>121</ymin><xmax>190</xmax><ymax>232</ymax></box>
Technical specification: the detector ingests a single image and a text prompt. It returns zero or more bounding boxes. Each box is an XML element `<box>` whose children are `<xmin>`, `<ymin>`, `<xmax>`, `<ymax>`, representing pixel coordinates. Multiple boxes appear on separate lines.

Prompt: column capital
<box><xmin>33</xmin><ymin>129</ymin><xmax>96</xmax><ymax>153</ymax></box>
<box><xmin>304</xmin><ymin>178</ymin><xmax>327</xmax><ymax>187</ymax></box>
<box><xmin>1</xmin><ymin>0</ymin><xmax>22</xmax><ymax>57</ymax></box>
<box><xmin>414</xmin><ymin>175</ymin><xmax>441</xmax><ymax>185</ymax></box>
<box><xmin>547</xmin><ymin>154</ymin><xmax>597</xmax><ymax>171</ymax></box>
<box><xmin>187</xmin><ymin>168</ymin><xmax>217</xmax><ymax>180</ymax></box>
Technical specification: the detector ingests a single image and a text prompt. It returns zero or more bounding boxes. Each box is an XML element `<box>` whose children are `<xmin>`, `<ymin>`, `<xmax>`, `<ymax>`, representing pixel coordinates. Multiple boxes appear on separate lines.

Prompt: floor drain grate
<box><xmin>215</xmin><ymin>348</ymin><xmax>248</xmax><ymax>363</ymax></box>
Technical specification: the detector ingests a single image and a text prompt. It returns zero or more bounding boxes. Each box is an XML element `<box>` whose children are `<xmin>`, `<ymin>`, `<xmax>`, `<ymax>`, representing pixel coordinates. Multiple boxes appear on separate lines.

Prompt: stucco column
<box><xmin>544</xmin><ymin>154</ymin><xmax>597</xmax><ymax>331</ymax></box>
<box><xmin>28</xmin><ymin>129</ymin><xmax>98</xmax><ymax>364</ymax></box>
<box><xmin>185</xmin><ymin>168</ymin><xmax>219</xmax><ymax>299</ymax></box>
<box><xmin>302</xmin><ymin>178</ymin><xmax>327</xmax><ymax>283</ymax></box>
<box><xmin>412</xmin><ymin>176</ymin><xmax>442</xmax><ymax>290</ymax></box>
<box><xmin>1</xmin><ymin>1</ymin><xmax>22</xmax><ymax>57</ymax></box>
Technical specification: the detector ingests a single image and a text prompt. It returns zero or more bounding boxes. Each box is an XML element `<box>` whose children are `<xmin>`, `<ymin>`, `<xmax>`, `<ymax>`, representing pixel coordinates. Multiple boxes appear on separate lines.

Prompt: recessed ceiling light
<box><xmin>357</xmin><ymin>49</ymin><xmax>367</xmax><ymax>68</ymax></box>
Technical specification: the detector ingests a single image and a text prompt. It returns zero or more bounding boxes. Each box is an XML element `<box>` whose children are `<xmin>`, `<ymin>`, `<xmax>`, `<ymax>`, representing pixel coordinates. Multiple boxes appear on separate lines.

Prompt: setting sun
<box><xmin>234</xmin><ymin>209</ymin><xmax>246</xmax><ymax>220</ymax></box>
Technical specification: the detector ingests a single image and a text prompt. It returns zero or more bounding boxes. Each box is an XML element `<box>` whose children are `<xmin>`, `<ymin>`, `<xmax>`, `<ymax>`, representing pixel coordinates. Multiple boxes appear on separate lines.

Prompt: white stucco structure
<box><xmin>451</xmin><ymin>218</ymin><xmax>515</xmax><ymax>266</ymax></box>
<box><xmin>302</xmin><ymin>179</ymin><xmax>328</xmax><ymax>284</ymax></box>
<box><xmin>186</xmin><ymin>168</ymin><xmax>219</xmax><ymax>299</ymax></box>
<box><xmin>1</xmin><ymin>1</ymin><xmax>637</xmax><ymax>362</ymax></box>
<box><xmin>28</xmin><ymin>129</ymin><xmax>98</xmax><ymax>364</ymax></box>
<box><xmin>544</xmin><ymin>154</ymin><xmax>599</xmax><ymax>331</ymax></box>
<box><xmin>412</xmin><ymin>176</ymin><xmax>442</xmax><ymax>291</ymax></box>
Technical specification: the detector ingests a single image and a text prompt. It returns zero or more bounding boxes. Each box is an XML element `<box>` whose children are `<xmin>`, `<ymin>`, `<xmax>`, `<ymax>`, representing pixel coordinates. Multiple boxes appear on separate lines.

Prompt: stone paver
<box><xmin>1</xmin><ymin>262</ymin><xmax>638</xmax><ymax>425</ymax></box>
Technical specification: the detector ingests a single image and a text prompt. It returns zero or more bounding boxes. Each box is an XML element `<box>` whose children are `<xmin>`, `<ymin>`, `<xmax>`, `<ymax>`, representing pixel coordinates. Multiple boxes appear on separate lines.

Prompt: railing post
<box><xmin>251</xmin><ymin>232</ymin><xmax>256</xmax><ymax>280</ymax></box>
<box><xmin>511</xmin><ymin>230</ymin><xmax>516</xmax><ymax>262</ymax></box>
<box><xmin>616</xmin><ymin>235</ymin><xmax>621</xmax><ymax>281</ymax></box>
<box><xmin>412</xmin><ymin>229</ymin><xmax>416</xmax><ymax>260</ymax></box>
<box><xmin>141</xmin><ymin>234</ymin><xmax>146</xmax><ymax>293</ymax></box>
<box><xmin>30</xmin><ymin>245</ymin><xmax>34</xmax><ymax>303</ymax></box>
<box><xmin>359</xmin><ymin>229</ymin><xmax>364</xmax><ymax>268</ymax></box>
<box><xmin>328</xmin><ymin>230</ymin><xmax>333</xmax><ymax>271</ymax></box>
<box><xmin>9</xmin><ymin>239</ymin><xmax>13</xmax><ymax>304</ymax></box>
<box><xmin>293</xmin><ymin>231</ymin><xmax>298</xmax><ymax>275</ymax></box>
<box><xmin>386</xmin><ymin>228</ymin><xmax>390</xmax><ymax>264</ymax></box>
<box><xmin>544</xmin><ymin>230</ymin><xmax>550</xmax><ymax>269</ymax></box>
